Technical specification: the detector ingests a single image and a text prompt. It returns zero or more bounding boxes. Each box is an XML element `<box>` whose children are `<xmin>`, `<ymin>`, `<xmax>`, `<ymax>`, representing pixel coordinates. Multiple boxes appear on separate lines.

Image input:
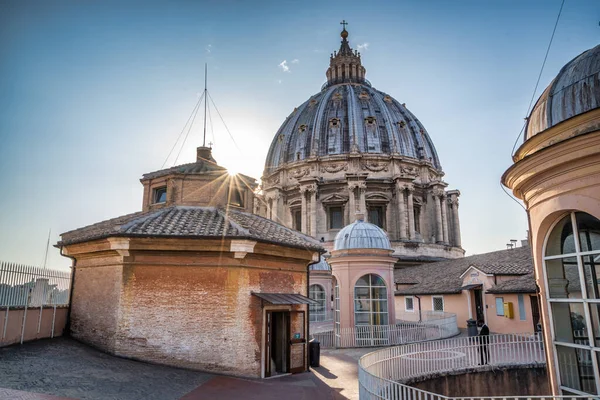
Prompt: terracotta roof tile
<box><xmin>395</xmin><ymin>246</ymin><xmax>533</xmax><ymax>295</ymax></box>
<box><xmin>58</xmin><ymin>206</ymin><xmax>323</xmax><ymax>252</ymax></box>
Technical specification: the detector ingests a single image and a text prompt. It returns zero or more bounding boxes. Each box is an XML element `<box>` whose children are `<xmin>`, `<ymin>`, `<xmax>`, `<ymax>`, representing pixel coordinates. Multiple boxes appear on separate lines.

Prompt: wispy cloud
<box><xmin>278</xmin><ymin>60</ymin><xmax>290</xmax><ymax>72</ymax></box>
<box><xmin>277</xmin><ymin>79</ymin><xmax>282</xmax><ymax>84</ymax></box>
<box><xmin>291</xmin><ymin>59</ymin><xmax>300</xmax><ymax>64</ymax></box>
<box><xmin>205</xmin><ymin>44</ymin><xmax>212</xmax><ymax>53</ymax></box>
<box><xmin>357</xmin><ymin>43</ymin><xmax>369</xmax><ymax>51</ymax></box>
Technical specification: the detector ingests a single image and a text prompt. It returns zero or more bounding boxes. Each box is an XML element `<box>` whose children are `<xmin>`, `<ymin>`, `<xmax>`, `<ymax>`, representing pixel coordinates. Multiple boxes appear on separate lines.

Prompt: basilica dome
<box><xmin>258</xmin><ymin>25</ymin><xmax>464</xmax><ymax>263</ymax></box>
<box><xmin>525</xmin><ymin>44</ymin><xmax>600</xmax><ymax>141</ymax></box>
<box><xmin>264</xmin><ymin>31</ymin><xmax>440</xmax><ymax>173</ymax></box>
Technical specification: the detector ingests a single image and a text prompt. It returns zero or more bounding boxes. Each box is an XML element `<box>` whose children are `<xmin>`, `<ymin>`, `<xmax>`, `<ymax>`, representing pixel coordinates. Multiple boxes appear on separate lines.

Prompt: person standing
<box><xmin>478</xmin><ymin>319</ymin><xmax>490</xmax><ymax>365</ymax></box>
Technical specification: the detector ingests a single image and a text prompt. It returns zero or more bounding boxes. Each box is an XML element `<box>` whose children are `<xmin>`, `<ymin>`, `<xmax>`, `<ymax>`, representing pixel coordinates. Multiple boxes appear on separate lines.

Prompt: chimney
<box><xmin>196</xmin><ymin>146</ymin><xmax>216</xmax><ymax>163</ymax></box>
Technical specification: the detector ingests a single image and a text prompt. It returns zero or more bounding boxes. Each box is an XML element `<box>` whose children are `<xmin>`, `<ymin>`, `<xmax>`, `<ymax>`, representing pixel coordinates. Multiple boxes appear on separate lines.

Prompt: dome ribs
<box><xmin>263</xmin><ymin>84</ymin><xmax>443</xmax><ymax>171</ymax></box>
<box><xmin>525</xmin><ymin>44</ymin><xmax>600</xmax><ymax>141</ymax></box>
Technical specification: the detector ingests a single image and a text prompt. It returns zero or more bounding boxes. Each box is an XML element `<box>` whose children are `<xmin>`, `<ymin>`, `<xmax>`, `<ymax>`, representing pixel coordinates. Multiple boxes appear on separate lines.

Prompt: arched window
<box><xmin>333</xmin><ymin>277</ymin><xmax>340</xmax><ymax>346</ymax></box>
<box><xmin>309</xmin><ymin>284</ymin><xmax>326</xmax><ymax>322</ymax></box>
<box><xmin>354</xmin><ymin>274</ymin><xmax>388</xmax><ymax>326</ymax></box>
<box><xmin>543</xmin><ymin>212</ymin><xmax>600</xmax><ymax>395</ymax></box>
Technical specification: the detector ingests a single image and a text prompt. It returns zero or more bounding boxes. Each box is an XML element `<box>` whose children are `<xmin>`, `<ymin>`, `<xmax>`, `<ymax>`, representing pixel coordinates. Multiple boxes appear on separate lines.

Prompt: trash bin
<box><xmin>467</xmin><ymin>319</ymin><xmax>478</xmax><ymax>337</ymax></box>
<box><xmin>309</xmin><ymin>339</ymin><xmax>320</xmax><ymax>368</ymax></box>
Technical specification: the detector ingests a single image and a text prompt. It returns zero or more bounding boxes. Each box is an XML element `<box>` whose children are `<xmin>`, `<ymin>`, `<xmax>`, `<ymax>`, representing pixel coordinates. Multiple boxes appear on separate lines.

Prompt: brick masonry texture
<box><xmin>70</xmin><ymin>249</ymin><xmax>309</xmax><ymax>378</ymax></box>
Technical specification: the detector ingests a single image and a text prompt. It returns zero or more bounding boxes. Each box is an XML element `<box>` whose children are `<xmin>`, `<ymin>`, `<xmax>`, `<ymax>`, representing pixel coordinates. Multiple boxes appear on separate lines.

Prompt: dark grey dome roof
<box><xmin>525</xmin><ymin>44</ymin><xmax>600</xmax><ymax>141</ymax></box>
<box><xmin>333</xmin><ymin>220</ymin><xmax>391</xmax><ymax>251</ymax></box>
<box><xmin>309</xmin><ymin>256</ymin><xmax>331</xmax><ymax>271</ymax></box>
<box><xmin>264</xmin><ymin>83</ymin><xmax>441</xmax><ymax>173</ymax></box>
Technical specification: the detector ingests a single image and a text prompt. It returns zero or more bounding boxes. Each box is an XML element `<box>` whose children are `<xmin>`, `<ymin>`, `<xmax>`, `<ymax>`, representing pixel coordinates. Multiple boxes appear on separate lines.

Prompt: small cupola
<box><xmin>196</xmin><ymin>146</ymin><xmax>216</xmax><ymax>163</ymax></box>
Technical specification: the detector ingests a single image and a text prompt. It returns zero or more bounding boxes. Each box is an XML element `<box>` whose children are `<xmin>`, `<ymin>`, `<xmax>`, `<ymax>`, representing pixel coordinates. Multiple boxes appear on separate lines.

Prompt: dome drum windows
<box><xmin>543</xmin><ymin>212</ymin><xmax>600</xmax><ymax>395</ymax></box>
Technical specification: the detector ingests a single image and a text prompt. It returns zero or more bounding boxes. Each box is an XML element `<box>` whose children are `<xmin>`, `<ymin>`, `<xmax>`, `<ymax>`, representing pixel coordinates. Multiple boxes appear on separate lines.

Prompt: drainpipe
<box><xmin>59</xmin><ymin>246</ymin><xmax>77</xmax><ymax>337</ymax></box>
<box><xmin>306</xmin><ymin>252</ymin><xmax>325</xmax><ymax>332</ymax></box>
<box><xmin>415</xmin><ymin>295</ymin><xmax>422</xmax><ymax>323</ymax></box>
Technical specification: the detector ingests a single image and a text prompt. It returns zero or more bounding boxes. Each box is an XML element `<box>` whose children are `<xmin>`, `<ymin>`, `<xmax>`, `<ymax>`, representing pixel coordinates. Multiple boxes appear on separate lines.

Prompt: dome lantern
<box><xmin>325</xmin><ymin>21</ymin><xmax>367</xmax><ymax>88</ymax></box>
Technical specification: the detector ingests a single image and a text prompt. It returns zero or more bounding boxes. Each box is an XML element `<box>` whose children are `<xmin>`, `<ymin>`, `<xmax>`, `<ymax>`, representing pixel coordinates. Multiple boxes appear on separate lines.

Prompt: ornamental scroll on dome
<box><xmin>361</xmin><ymin>161</ymin><xmax>389</xmax><ymax>172</ymax></box>
<box><xmin>320</xmin><ymin>163</ymin><xmax>348</xmax><ymax>173</ymax></box>
<box><xmin>291</xmin><ymin>168</ymin><xmax>310</xmax><ymax>179</ymax></box>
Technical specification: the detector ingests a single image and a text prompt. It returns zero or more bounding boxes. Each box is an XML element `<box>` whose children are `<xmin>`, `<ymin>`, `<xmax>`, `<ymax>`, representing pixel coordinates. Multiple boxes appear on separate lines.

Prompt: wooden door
<box><xmin>264</xmin><ymin>311</ymin><xmax>272</xmax><ymax>377</ymax></box>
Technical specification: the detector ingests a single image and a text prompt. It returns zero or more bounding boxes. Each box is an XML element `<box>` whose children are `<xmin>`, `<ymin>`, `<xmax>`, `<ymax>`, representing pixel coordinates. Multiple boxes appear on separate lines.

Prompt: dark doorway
<box><xmin>473</xmin><ymin>289</ymin><xmax>484</xmax><ymax>322</ymax></box>
<box><xmin>530</xmin><ymin>295</ymin><xmax>541</xmax><ymax>332</ymax></box>
<box><xmin>265</xmin><ymin>311</ymin><xmax>290</xmax><ymax>377</ymax></box>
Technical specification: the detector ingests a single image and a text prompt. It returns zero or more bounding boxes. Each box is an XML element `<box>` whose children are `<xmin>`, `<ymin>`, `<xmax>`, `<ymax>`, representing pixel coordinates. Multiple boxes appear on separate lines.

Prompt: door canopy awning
<box><xmin>251</xmin><ymin>292</ymin><xmax>318</xmax><ymax>305</ymax></box>
<box><xmin>461</xmin><ymin>284</ymin><xmax>483</xmax><ymax>290</ymax></box>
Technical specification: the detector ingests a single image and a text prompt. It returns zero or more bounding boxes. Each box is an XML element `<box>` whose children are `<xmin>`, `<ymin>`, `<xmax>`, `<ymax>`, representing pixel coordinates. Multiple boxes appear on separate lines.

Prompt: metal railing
<box><xmin>311</xmin><ymin>312</ymin><xmax>458</xmax><ymax>349</ymax></box>
<box><xmin>357</xmin><ymin>333</ymin><xmax>586</xmax><ymax>400</ymax></box>
<box><xmin>0</xmin><ymin>261</ymin><xmax>71</xmax><ymax>307</ymax></box>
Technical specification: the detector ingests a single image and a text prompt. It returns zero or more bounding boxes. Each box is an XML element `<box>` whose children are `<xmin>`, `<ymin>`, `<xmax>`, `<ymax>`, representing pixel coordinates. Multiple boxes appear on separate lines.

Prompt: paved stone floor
<box><xmin>0</xmin><ymin>338</ymin><xmax>368</xmax><ymax>400</ymax></box>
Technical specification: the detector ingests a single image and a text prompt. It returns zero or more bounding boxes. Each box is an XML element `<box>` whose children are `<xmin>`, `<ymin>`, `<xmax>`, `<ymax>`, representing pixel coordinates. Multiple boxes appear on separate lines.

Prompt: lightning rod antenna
<box><xmin>203</xmin><ymin>63</ymin><xmax>208</xmax><ymax>147</ymax></box>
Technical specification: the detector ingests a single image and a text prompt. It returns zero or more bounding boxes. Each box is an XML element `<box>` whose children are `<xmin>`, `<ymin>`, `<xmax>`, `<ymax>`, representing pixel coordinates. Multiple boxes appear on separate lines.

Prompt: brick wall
<box><xmin>68</xmin><ymin>243</ymin><xmax>310</xmax><ymax>378</ymax></box>
<box><xmin>111</xmin><ymin>263</ymin><xmax>306</xmax><ymax>377</ymax></box>
<box><xmin>70</xmin><ymin>265</ymin><xmax>123</xmax><ymax>351</ymax></box>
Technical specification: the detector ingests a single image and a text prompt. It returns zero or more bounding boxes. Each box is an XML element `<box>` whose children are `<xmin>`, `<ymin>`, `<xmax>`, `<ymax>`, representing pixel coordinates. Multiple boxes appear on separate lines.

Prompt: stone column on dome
<box><xmin>271</xmin><ymin>192</ymin><xmax>281</xmax><ymax>224</ymax></box>
<box><xmin>347</xmin><ymin>183</ymin><xmax>356</xmax><ymax>224</ymax></box>
<box><xmin>433</xmin><ymin>189</ymin><xmax>444</xmax><ymax>243</ymax></box>
<box><xmin>309</xmin><ymin>184</ymin><xmax>318</xmax><ymax>237</ymax></box>
<box><xmin>358</xmin><ymin>181</ymin><xmax>367</xmax><ymax>218</ymax></box>
<box><xmin>300</xmin><ymin>186</ymin><xmax>308</xmax><ymax>234</ymax></box>
<box><xmin>449</xmin><ymin>192</ymin><xmax>462</xmax><ymax>247</ymax></box>
<box><xmin>406</xmin><ymin>186</ymin><xmax>416</xmax><ymax>240</ymax></box>
<box><xmin>396</xmin><ymin>183</ymin><xmax>407</xmax><ymax>240</ymax></box>
<box><xmin>441</xmin><ymin>193</ymin><xmax>449</xmax><ymax>244</ymax></box>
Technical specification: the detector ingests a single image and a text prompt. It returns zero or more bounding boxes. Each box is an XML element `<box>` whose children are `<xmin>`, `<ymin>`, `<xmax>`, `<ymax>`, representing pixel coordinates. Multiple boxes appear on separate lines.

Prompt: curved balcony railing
<box><xmin>357</xmin><ymin>333</ymin><xmax>580</xmax><ymax>400</ymax></box>
<box><xmin>310</xmin><ymin>311</ymin><xmax>458</xmax><ymax>349</ymax></box>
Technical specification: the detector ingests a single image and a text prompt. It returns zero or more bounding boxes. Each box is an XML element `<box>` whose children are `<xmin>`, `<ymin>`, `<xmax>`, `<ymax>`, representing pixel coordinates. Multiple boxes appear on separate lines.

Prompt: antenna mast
<box><xmin>203</xmin><ymin>63</ymin><xmax>207</xmax><ymax>147</ymax></box>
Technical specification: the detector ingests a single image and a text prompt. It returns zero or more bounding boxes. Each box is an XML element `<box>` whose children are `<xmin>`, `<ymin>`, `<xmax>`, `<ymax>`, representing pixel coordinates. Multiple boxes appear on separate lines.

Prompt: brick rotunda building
<box><xmin>503</xmin><ymin>44</ymin><xmax>600</xmax><ymax>395</ymax></box>
<box><xmin>259</xmin><ymin>26</ymin><xmax>464</xmax><ymax>265</ymax></box>
<box><xmin>58</xmin><ymin>146</ymin><xmax>324</xmax><ymax>378</ymax></box>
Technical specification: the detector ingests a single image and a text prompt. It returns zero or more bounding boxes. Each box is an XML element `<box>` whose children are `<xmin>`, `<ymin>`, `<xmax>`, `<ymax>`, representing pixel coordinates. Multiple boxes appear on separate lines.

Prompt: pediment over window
<box><xmin>366</xmin><ymin>193</ymin><xmax>390</xmax><ymax>203</ymax></box>
<box><xmin>321</xmin><ymin>194</ymin><xmax>348</xmax><ymax>204</ymax></box>
<box><xmin>288</xmin><ymin>198</ymin><xmax>302</xmax><ymax>208</ymax></box>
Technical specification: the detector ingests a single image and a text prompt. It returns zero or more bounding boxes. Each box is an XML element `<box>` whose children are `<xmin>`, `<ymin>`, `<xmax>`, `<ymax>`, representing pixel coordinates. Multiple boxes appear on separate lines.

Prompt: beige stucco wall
<box><xmin>396</xmin><ymin>292</ymin><xmax>536</xmax><ymax>333</ymax></box>
<box><xmin>0</xmin><ymin>306</ymin><xmax>68</xmax><ymax>347</ymax></box>
<box><xmin>502</xmin><ymin>110</ymin><xmax>600</xmax><ymax>395</ymax></box>
<box><xmin>330</xmin><ymin>250</ymin><xmax>396</xmax><ymax>329</ymax></box>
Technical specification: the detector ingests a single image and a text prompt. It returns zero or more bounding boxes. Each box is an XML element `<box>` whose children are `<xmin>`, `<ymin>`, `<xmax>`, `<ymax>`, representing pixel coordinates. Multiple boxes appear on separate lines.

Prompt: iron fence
<box><xmin>311</xmin><ymin>312</ymin><xmax>458</xmax><ymax>349</ymax></box>
<box><xmin>357</xmin><ymin>333</ymin><xmax>576</xmax><ymax>400</ymax></box>
<box><xmin>0</xmin><ymin>261</ymin><xmax>71</xmax><ymax>307</ymax></box>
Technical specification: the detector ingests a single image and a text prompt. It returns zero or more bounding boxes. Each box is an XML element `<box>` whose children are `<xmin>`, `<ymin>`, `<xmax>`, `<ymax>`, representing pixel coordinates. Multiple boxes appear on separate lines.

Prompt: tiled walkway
<box><xmin>0</xmin><ymin>338</ymin><xmax>364</xmax><ymax>400</ymax></box>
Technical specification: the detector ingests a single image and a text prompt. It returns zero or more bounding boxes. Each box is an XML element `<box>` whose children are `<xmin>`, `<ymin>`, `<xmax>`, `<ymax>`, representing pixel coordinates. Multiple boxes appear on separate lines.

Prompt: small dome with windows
<box><xmin>309</xmin><ymin>256</ymin><xmax>331</xmax><ymax>271</ymax></box>
<box><xmin>333</xmin><ymin>218</ymin><xmax>392</xmax><ymax>251</ymax></box>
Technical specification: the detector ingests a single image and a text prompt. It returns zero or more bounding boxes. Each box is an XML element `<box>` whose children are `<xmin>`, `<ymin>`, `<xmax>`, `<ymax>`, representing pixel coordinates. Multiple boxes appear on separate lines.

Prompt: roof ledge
<box><xmin>230</xmin><ymin>239</ymin><xmax>257</xmax><ymax>259</ymax></box>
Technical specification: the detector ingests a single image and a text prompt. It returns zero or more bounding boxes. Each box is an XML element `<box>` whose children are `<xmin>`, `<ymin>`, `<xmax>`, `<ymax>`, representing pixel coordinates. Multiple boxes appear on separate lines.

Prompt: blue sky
<box><xmin>0</xmin><ymin>0</ymin><xmax>598</xmax><ymax>270</ymax></box>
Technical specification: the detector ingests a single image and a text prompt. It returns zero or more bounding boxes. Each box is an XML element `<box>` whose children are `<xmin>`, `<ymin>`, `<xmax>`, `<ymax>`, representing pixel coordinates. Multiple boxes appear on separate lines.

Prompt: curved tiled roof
<box><xmin>333</xmin><ymin>220</ymin><xmax>391</xmax><ymax>251</ymax></box>
<box><xmin>525</xmin><ymin>44</ymin><xmax>600</xmax><ymax>140</ymax></box>
<box><xmin>487</xmin><ymin>273</ymin><xmax>537</xmax><ymax>294</ymax></box>
<box><xmin>264</xmin><ymin>83</ymin><xmax>441</xmax><ymax>173</ymax></box>
<box><xmin>58</xmin><ymin>206</ymin><xmax>323</xmax><ymax>252</ymax></box>
<box><xmin>142</xmin><ymin>159</ymin><xmax>226</xmax><ymax>180</ymax></box>
<box><xmin>395</xmin><ymin>246</ymin><xmax>533</xmax><ymax>295</ymax></box>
